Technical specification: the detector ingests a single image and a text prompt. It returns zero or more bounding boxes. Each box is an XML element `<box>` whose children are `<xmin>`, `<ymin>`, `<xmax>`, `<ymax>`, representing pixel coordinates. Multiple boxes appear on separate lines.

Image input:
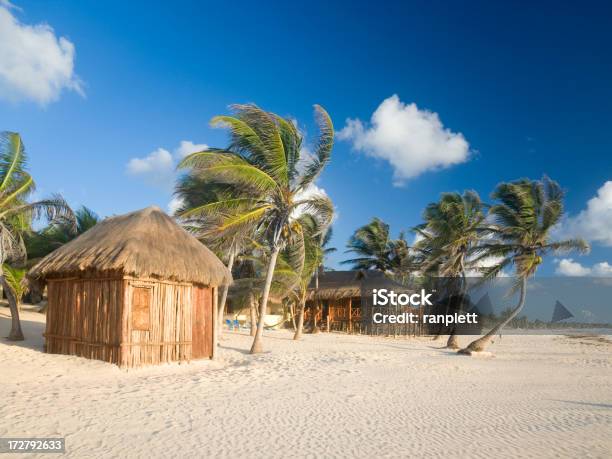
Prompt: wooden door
<box><xmin>192</xmin><ymin>286</ymin><xmax>213</xmax><ymax>359</ymax></box>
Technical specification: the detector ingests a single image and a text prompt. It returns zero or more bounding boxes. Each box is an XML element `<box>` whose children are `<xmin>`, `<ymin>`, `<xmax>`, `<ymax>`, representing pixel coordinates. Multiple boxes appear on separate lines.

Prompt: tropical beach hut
<box><xmin>28</xmin><ymin>206</ymin><xmax>232</xmax><ymax>368</ymax></box>
<box><xmin>306</xmin><ymin>270</ymin><xmax>424</xmax><ymax>336</ymax></box>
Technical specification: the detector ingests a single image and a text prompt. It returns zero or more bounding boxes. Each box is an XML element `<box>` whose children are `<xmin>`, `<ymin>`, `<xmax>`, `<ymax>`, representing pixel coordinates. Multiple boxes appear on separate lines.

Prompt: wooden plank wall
<box><xmin>44</xmin><ymin>277</ymin><xmax>213</xmax><ymax>368</ymax></box>
<box><xmin>191</xmin><ymin>286</ymin><xmax>213</xmax><ymax>359</ymax></box>
<box><xmin>45</xmin><ymin>278</ymin><xmax>124</xmax><ymax>364</ymax></box>
<box><xmin>329</xmin><ymin>297</ymin><xmax>351</xmax><ymax>321</ymax></box>
<box><xmin>124</xmin><ymin>279</ymin><xmax>193</xmax><ymax>367</ymax></box>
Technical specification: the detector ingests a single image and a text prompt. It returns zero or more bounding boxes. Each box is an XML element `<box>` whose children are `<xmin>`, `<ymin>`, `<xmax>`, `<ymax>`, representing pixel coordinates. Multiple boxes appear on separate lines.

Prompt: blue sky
<box><xmin>1</xmin><ymin>0</ymin><xmax>612</xmax><ymax>274</ymax></box>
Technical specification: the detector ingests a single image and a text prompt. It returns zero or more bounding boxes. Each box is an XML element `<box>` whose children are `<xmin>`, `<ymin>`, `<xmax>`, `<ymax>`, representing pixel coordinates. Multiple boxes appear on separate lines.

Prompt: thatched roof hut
<box><xmin>29</xmin><ymin>206</ymin><xmax>231</xmax><ymax>286</ymax></box>
<box><xmin>306</xmin><ymin>270</ymin><xmax>419</xmax><ymax>335</ymax></box>
<box><xmin>29</xmin><ymin>206</ymin><xmax>231</xmax><ymax>368</ymax></box>
<box><xmin>307</xmin><ymin>270</ymin><xmax>408</xmax><ymax>300</ymax></box>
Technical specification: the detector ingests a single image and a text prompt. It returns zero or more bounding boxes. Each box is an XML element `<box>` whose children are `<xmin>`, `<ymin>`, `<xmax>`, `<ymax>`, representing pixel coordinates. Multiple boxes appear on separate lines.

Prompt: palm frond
<box><xmin>228</xmin><ymin>104</ymin><xmax>288</xmax><ymax>186</ymax></box>
<box><xmin>1</xmin><ymin>194</ymin><xmax>75</xmax><ymax>229</ymax></box>
<box><xmin>292</xmin><ymin>194</ymin><xmax>334</xmax><ymax>229</ymax></box>
<box><xmin>0</xmin><ymin>132</ymin><xmax>28</xmax><ymax>193</ymax></box>
<box><xmin>179</xmin><ymin>150</ymin><xmax>278</xmax><ymax>193</ymax></box>
<box><xmin>0</xmin><ymin>173</ymin><xmax>35</xmax><ymax>208</ymax></box>
<box><xmin>273</xmin><ymin>115</ymin><xmax>301</xmax><ymax>183</ymax></box>
<box><xmin>297</xmin><ymin>105</ymin><xmax>334</xmax><ymax>189</ymax></box>
<box><xmin>545</xmin><ymin>238</ymin><xmax>590</xmax><ymax>254</ymax></box>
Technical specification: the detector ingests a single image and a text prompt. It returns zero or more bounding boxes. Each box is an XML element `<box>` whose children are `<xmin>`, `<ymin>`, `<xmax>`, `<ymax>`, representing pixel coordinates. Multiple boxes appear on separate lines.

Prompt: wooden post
<box><xmin>212</xmin><ymin>286</ymin><xmax>218</xmax><ymax>360</ymax></box>
<box><xmin>348</xmin><ymin>297</ymin><xmax>352</xmax><ymax>334</ymax></box>
<box><xmin>120</xmin><ymin>279</ymin><xmax>130</xmax><ymax>368</ymax></box>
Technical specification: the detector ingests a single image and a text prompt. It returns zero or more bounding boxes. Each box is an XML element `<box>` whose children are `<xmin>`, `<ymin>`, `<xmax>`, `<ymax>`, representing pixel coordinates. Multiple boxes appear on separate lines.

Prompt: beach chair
<box><xmin>225</xmin><ymin>319</ymin><xmax>234</xmax><ymax>330</ymax></box>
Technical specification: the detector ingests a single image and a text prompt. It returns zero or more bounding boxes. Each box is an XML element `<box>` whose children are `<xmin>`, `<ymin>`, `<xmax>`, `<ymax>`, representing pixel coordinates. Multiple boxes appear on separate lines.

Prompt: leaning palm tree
<box><xmin>415</xmin><ymin>191</ymin><xmax>487</xmax><ymax>348</ymax></box>
<box><xmin>292</xmin><ymin>214</ymin><xmax>327</xmax><ymax>340</ymax></box>
<box><xmin>460</xmin><ymin>177</ymin><xmax>589</xmax><ymax>353</ymax></box>
<box><xmin>226</xmin><ymin>236</ymin><xmax>304</xmax><ymax>332</ymax></box>
<box><xmin>0</xmin><ymin>132</ymin><xmax>74</xmax><ymax>340</ymax></box>
<box><xmin>178</xmin><ymin>104</ymin><xmax>334</xmax><ymax>354</ymax></box>
<box><xmin>175</xmin><ymin>177</ymin><xmax>254</xmax><ymax>333</ymax></box>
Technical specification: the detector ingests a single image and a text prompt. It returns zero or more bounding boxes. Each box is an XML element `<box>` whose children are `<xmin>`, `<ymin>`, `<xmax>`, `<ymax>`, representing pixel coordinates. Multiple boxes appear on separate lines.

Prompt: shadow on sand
<box><xmin>550</xmin><ymin>399</ymin><xmax>612</xmax><ymax>409</ymax></box>
<box><xmin>218</xmin><ymin>344</ymin><xmax>253</xmax><ymax>355</ymax></box>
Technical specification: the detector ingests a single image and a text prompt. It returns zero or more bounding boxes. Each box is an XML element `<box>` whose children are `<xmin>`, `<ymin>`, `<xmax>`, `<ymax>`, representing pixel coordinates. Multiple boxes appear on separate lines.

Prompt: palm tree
<box><xmin>175</xmin><ymin>177</ymin><xmax>253</xmax><ymax>333</ymax></box>
<box><xmin>292</xmin><ymin>215</ymin><xmax>328</xmax><ymax>340</ymax></box>
<box><xmin>306</xmin><ymin>225</ymin><xmax>337</xmax><ymax>334</ymax></box>
<box><xmin>343</xmin><ymin>218</ymin><xmax>406</xmax><ymax>273</ymax></box>
<box><xmin>226</xmin><ymin>237</ymin><xmax>305</xmax><ymax>333</ymax></box>
<box><xmin>415</xmin><ymin>191</ymin><xmax>487</xmax><ymax>348</ymax></box>
<box><xmin>460</xmin><ymin>177</ymin><xmax>589</xmax><ymax>353</ymax></box>
<box><xmin>177</xmin><ymin>104</ymin><xmax>334</xmax><ymax>354</ymax></box>
<box><xmin>226</xmin><ymin>243</ymin><xmax>261</xmax><ymax>336</ymax></box>
<box><xmin>387</xmin><ymin>231</ymin><xmax>416</xmax><ymax>284</ymax></box>
<box><xmin>0</xmin><ymin>132</ymin><xmax>74</xmax><ymax>340</ymax></box>
<box><xmin>25</xmin><ymin>206</ymin><xmax>99</xmax><ymax>260</ymax></box>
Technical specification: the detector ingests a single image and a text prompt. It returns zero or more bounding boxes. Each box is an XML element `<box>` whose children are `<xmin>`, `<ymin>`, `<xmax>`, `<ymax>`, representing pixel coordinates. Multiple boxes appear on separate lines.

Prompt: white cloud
<box><xmin>557</xmin><ymin>181</ymin><xmax>612</xmax><ymax>246</ymax></box>
<box><xmin>175</xmin><ymin>140</ymin><xmax>208</xmax><ymax>159</ymax></box>
<box><xmin>555</xmin><ymin>258</ymin><xmax>592</xmax><ymax>276</ymax></box>
<box><xmin>593</xmin><ymin>262</ymin><xmax>612</xmax><ymax>276</ymax></box>
<box><xmin>0</xmin><ymin>3</ymin><xmax>83</xmax><ymax>105</ymax></box>
<box><xmin>337</xmin><ymin>95</ymin><xmax>470</xmax><ymax>185</ymax></box>
<box><xmin>291</xmin><ymin>183</ymin><xmax>333</xmax><ymax>221</ymax></box>
<box><xmin>555</xmin><ymin>258</ymin><xmax>612</xmax><ymax>277</ymax></box>
<box><xmin>126</xmin><ymin>148</ymin><xmax>174</xmax><ymax>186</ymax></box>
<box><xmin>0</xmin><ymin>1</ymin><xmax>19</xmax><ymax>10</ymax></box>
<box><xmin>167</xmin><ymin>196</ymin><xmax>184</xmax><ymax>216</ymax></box>
<box><xmin>126</xmin><ymin>140</ymin><xmax>208</xmax><ymax>189</ymax></box>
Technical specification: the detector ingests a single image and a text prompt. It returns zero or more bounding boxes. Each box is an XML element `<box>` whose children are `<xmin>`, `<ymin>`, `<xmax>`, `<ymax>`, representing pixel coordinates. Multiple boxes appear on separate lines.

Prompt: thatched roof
<box><xmin>307</xmin><ymin>270</ymin><xmax>411</xmax><ymax>300</ymax></box>
<box><xmin>28</xmin><ymin>206</ymin><xmax>232</xmax><ymax>286</ymax></box>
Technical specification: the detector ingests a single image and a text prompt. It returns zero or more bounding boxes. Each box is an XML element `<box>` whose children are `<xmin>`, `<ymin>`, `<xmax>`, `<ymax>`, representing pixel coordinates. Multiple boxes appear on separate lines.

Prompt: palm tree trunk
<box><xmin>446</xmin><ymin>266</ymin><xmax>467</xmax><ymax>349</ymax></box>
<box><xmin>312</xmin><ymin>303</ymin><xmax>320</xmax><ymax>333</ymax></box>
<box><xmin>250</xmin><ymin>245</ymin><xmax>280</xmax><ymax>354</ymax></box>
<box><xmin>293</xmin><ymin>298</ymin><xmax>306</xmax><ymax>340</ymax></box>
<box><xmin>446</xmin><ymin>329</ymin><xmax>460</xmax><ymax>349</ymax></box>
<box><xmin>249</xmin><ymin>298</ymin><xmax>257</xmax><ymax>337</ymax></box>
<box><xmin>433</xmin><ymin>291</ymin><xmax>452</xmax><ymax>341</ymax></box>
<box><xmin>460</xmin><ymin>277</ymin><xmax>527</xmax><ymax>353</ymax></box>
<box><xmin>311</xmin><ymin>270</ymin><xmax>320</xmax><ymax>333</ymax></box>
<box><xmin>290</xmin><ymin>302</ymin><xmax>297</xmax><ymax>331</ymax></box>
<box><xmin>217</xmin><ymin>248</ymin><xmax>236</xmax><ymax>334</ymax></box>
<box><xmin>2</xmin><ymin>275</ymin><xmax>24</xmax><ymax>341</ymax></box>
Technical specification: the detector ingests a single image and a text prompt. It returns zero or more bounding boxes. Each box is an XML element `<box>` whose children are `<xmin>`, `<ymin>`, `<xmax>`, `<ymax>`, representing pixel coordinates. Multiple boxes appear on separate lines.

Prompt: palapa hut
<box><xmin>306</xmin><ymin>270</ymin><xmax>424</xmax><ymax>336</ymax></box>
<box><xmin>28</xmin><ymin>206</ymin><xmax>232</xmax><ymax>368</ymax></box>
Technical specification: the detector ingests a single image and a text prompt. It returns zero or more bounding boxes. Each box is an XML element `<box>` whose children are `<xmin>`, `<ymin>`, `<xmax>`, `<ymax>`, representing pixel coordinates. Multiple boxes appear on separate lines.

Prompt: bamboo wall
<box><xmin>45</xmin><ymin>276</ymin><xmax>215</xmax><ymax>368</ymax></box>
<box><xmin>123</xmin><ymin>279</ymin><xmax>194</xmax><ymax>367</ymax></box>
<box><xmin>45</xmin><ymin>277</ymin><xmax>124</xmax><ymax>364</ymax></box>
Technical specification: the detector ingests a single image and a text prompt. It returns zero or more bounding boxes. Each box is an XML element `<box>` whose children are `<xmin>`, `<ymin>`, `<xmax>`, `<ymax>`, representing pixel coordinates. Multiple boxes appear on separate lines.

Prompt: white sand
<box><xmin>1</xmin><ymin>308</ymin><xmax>611</xmax><ymax>458</ymax></box>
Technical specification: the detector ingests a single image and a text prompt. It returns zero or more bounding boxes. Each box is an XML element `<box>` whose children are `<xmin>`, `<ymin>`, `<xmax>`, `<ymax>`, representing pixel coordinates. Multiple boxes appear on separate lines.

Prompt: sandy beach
<box><xmin>1</xmin><ymin>308</ymin><xmax>611</xmax><ymax>458</ymax></box>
